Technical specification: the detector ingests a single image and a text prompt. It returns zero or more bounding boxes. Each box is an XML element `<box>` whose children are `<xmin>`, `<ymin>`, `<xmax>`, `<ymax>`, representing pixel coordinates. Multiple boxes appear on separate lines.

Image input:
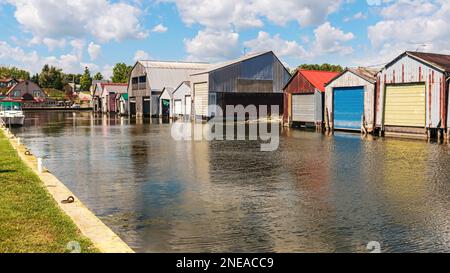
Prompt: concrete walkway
<box><xmin>1</xmin><ymin>126</ymin><xmax>134</xmax><ymax>253</ymax></box>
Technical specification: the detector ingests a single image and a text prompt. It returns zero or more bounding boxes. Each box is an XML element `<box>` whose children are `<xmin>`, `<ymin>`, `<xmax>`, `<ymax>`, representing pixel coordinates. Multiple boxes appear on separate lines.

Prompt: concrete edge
<box><xmin>1</xmin><ymin>127</ymin><xmax>134</xmax><ymax>253</ymax></box>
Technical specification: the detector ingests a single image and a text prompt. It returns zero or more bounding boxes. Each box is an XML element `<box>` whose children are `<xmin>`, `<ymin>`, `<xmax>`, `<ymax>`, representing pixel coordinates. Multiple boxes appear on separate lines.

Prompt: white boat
<box><xmin>0</xmin><ymin>101</ymin><xmax>25</xmax><ymax>126</ymax></box>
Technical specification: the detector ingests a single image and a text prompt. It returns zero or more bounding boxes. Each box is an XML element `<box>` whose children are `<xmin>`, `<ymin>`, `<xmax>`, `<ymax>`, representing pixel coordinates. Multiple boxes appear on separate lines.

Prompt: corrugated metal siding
<box><xmin>376</xmin><ymin>55</ymin><xmax>446</xmax><ymax>129</ymax></box>
<box><xmin>194</xmin><ymin>82</ymin><xmax>208</xmax><ymax>116</ymax></box>
<box><xmin>292</xmin><ymin>94</ymin><xmax>315</xmax><ymax>122</ymax></box>
<box><xmin>333</xmin><ymin>87</ymin><xmax>365</xmax><ymax>130</ymax></box>
<box><xmin>325</xmin><ymin>71</ymin><xmax>375</xmax><ymax>131</ymax></box>
<box><xmin>384</xmin><ymin>84</ymin><xmax>426</xmax><ymax>127</ymax></box>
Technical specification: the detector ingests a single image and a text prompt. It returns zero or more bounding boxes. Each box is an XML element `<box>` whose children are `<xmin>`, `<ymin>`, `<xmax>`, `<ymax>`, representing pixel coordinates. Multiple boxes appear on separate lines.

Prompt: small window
<box><xmin>139</xmin><ymin>76</ymin><xmax>147</xmax><ymax>83</ymax></box>
<box><xmin>132</xmin><ymin>77</ymin><xmax>138</xmax><ymax>84</ymax></box>
<box><xmin>13</xmin><ymin>91</ymin><xmax>21</xmax><ymax>97</ymax></box>
<box><xmin>33</xmin><ymin>90</ymin><xmax>41</xmax><ymax>98</ymax></box>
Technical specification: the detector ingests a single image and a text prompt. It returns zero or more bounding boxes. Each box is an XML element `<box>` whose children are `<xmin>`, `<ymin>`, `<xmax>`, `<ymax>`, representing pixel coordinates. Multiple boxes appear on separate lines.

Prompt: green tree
<box><xmin>297</xmin><ymin>63</ymin><xmax>344</xmax><ymax>73</ymax></box>
<box><xmin>38</xmin><ymin>65</ymin><xmax>63</xmax><ymax>90</ymax></box>
<box><xmin>93</xmin><ymin>72</ymin><xmax>104</xmax><ymax>81</ymax></box>
<box><xmin>0</xmin><ymin>66</ymin><xmax>30</xmax><ymax>80</ymax></box>
<box><xmin>111</xmin><ymin>63</ymin><xmax>132</xmax><ymax>83</ymax></box>
<box><xmin>31</xmin><ymin>73</ymin><xmax>39</xmax><ymax>84</ymax></box>
<box><xmin>79</xmin><ymin>67</ymin><xmax>92</xmax><ymax>91</ymax></box>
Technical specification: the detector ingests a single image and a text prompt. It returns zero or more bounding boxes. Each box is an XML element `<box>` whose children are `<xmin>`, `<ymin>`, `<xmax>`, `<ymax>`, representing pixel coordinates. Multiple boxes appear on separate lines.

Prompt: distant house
<box><xmin>100</xmin><ymin>83</ymin><xmax>128</xmax><ymax>113</ymax></box>
<box><xmin>127</xmin><ymin>60</ymin><xmax>210</xmax><ymax>117</ymax></box>
<box><xmin>190</xmin><ymin>51</ymin><xmax>291</xmax><ymax>119</ymax></box>
<box><xmin>283</xmin><ymin>70</ymin><xmax>339</xmax><ymax>128</ymax></box>
<box><xmin>90</xmin><ymin>80</ymin><xmax>111</xmax><ymax>112</ymax></box>
<box><xmin>77</xmin><ymin>92</ymin><xmax>92</xmax><ymax>108</ymax></box>
<box><xmin>4</xmin><ymin>80</ymin><xmax>46</xmax><ymax>103</ymax></box>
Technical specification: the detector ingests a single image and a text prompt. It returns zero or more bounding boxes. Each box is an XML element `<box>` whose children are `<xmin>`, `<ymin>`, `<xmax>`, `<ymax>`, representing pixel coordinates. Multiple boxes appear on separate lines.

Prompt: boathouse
<box><xmin>4</xmin><ymin>80</ymin><xmax>47</xmax><ymax>106</ymax></box>
<box><xmin>190</xmin><ymin>51</ymin><xmax>291</xmax><ymax>119</ymax></box>
<box><xmin>375</xmin><ymin>51</ymin><xmax>450</xmax><ymax>139</ymax></box>
<box><xmin>127</xmin><ymin>61</ymin><xmax>210</xmax><ymax>117</ymax></box>
<box><xmin>172</xmin><ymin>81</ymin><xmax>192</xmax><ymax>117</ymax></box>
<box><xmin>283</xmin><ymin>70</ymin><xmax>339</xmax><ymax>128</ymax></box>
<box><xmin>100</xmin><ymin>83</ymin><xmax>128</xmax><ymax>113</ymax></box>
<box><xmin>324</xmin><ymin>67</ymin><xmax>378</xmax><ymax>132</ymax></box>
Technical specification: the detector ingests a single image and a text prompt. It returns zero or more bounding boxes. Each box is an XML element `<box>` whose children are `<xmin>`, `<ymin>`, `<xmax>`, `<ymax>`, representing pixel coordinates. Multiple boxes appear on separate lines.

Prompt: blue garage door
<box><xmin>333</xmin><ymin>87</ymin><xmax>364</xmax><ymax>130</ymax></box>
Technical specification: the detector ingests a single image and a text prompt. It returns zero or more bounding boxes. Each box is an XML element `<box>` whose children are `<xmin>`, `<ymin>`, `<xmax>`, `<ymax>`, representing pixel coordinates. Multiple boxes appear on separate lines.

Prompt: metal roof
<box><xmin>137</xmin><ymin>61</ymin><xmax>210</xmax><ymax>91</ymax></box>
<box><xmin>326</xmin><ymin>67</ymin><xmax>378</xmax><ymax>86</ymax></box>
<box><xmin>190</xmin><ymin>51</ymin><xmax>273</xmax><ymax>76</ymax></box>
<box><xmin>383</xmin><ymin>51</ymin><xmax>450</xmax><ymax>73</ymax></box>
<box><xmin>284</xmin><ymin>70</ymin><xmax>340</xmax><ymax>92</ymax></box>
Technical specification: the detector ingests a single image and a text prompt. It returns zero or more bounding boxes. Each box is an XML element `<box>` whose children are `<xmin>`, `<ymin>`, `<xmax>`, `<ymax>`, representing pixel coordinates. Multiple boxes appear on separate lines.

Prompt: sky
<box><xmin>0</xmin><ymin>0</ymin><xmax>449</xmax><ymax>78</ymax></box>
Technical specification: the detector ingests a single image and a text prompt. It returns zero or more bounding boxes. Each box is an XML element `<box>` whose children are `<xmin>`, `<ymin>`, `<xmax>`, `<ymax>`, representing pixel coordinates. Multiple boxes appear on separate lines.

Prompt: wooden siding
<box><xmin>376</xmin><ymin>55</ymin><xmax>446</xmax><ymax>129</ymax></box>
<box><xmin>325</xmin><ymin>71</ymin><xmax>376</xmax><ymax>132</ymax></box>
<box><xmin>7</xmin><ymin>81</ymin><xmax>46</xmax><ymax>99</ymax></box>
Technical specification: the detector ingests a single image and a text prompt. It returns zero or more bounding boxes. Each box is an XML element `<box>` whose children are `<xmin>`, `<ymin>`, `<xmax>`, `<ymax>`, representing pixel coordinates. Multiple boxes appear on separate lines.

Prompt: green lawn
<box><xmin>0</xmin><ymin>130</ymin><xmax>97</xmax><ymax>253</ymax></box>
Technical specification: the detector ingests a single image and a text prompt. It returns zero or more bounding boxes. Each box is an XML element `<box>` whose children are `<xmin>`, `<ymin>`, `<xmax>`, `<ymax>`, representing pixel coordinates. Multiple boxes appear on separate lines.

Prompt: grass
<box><xmin>0</xmin><ymin>130</ymin><xmax>98</xmax><ymax>253</ymax></box>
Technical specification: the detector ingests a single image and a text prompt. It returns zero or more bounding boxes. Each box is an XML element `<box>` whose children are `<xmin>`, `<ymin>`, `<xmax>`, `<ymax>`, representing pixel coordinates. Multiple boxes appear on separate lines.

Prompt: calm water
<box><xmin>11</xmin><ymin>111</ymin><xmax>450</xmax><ymax>253</ymax></box>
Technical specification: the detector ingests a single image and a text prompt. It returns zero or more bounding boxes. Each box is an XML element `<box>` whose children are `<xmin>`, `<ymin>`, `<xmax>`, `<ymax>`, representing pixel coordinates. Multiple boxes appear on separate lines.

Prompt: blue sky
<box><xmin>0</xmin><ymin>0</ymin><xmax>448</xmax><ymax>78</ymax></box>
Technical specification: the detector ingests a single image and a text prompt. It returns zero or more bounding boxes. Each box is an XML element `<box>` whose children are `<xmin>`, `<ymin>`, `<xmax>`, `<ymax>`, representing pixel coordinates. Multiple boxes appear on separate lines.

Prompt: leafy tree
<box><xmin>0</xmin><ymin>66</ymin><xmax>30</xmax><ymax>80</ymax></box>
<box><xmin>38</xmin><ymin>65</ymin><xmax>63</xmax><ymax>90</ymax></box>
<box><xmin>93</xmin><ymin>72</ymin><xmax>104</xmax><ymax>81</ymax></box>
<box><xmin>111</xmin><ymin>63</ymin><xmax>132</xmax><ymax>83</ymax></box>
<box><xmin>79</xmin><ymin>67</ymin><xmax>92</xmax><ymax>91</ymax></box>
<box><xmin>31</xmin><ymin>73</ymin><xmax>39</xmax><ymax>84</ymax></box>
<box><xmin>297</xmin><ymin>63</ymin><xmax>344</xmax><ymax>73</ymax></box>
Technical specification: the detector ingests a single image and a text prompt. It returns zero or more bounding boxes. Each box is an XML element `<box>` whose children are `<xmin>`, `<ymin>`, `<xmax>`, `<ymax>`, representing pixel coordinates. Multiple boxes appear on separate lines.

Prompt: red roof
<box><xmin>298</xmin><ymin>70</ymin><xmax>340</xmax><ymax>92</ymax></box>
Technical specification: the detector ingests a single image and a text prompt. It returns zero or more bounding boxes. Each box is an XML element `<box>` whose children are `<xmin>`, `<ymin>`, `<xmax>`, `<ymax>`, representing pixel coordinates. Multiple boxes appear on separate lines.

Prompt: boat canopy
<box><xmin>0</xmin><ymin>101</ymin><xmax>22</xmax><ymax>111</ymax></box>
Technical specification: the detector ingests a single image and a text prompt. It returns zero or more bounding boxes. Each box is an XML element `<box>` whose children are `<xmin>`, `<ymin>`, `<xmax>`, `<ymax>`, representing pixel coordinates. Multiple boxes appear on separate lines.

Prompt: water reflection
<box><xmin>11</xmin><ymin>111</ymin><xmax>450</xmax><ymax>253</ymax></box>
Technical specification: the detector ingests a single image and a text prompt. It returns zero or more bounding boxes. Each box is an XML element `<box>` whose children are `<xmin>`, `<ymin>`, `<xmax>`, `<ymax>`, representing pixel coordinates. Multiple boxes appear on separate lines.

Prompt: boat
<box><xmin>0</xmin><ymin>101</ymin><xmax>25</xmax><ymax>127</ymax></box>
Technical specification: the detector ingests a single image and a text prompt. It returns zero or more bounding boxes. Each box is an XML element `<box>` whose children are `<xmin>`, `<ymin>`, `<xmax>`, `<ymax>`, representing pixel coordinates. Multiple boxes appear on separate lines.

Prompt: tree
<box><xmin>0</xmin><ymin>66</ymin><xmax>30</xmax><ymax>80</ymax></box>
<box><xmin>31</xmin><ymin>73</ymin><xmax>39</xmax><ymax>84</ymax></box>
<box><xmin>38</xmin><ymin>65</ymin><xmax>63</xmax><ymax>90</ymax></box>
<box><xmin>62</xmin><ymin>73</ymin><xmax>82</xmax><ymax>85</ymax></box>
<box><xmin>297</xmin><ymin>63</ymin><xmax>344</xmax><ymax>73</ymax></box>
<box><xmin>79</xmin><ymin>67</ymin><xmax>92</xmax><ymax>91</ymax></box>
<box><xmin>93</xmin><ymin>72</ymin><xmax>104</xmax><ymax>81</ymax></box>
<box><xmin>111</xmin><ymin>63</ymin><xmax>132</xmax><ymax>83</ymax></box>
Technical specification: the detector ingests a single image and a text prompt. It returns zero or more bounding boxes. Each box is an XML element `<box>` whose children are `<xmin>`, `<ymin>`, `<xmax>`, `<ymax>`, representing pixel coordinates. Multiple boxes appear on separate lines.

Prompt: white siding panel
<box><xmin>194</xmin><ymin>82</ymin><xmax>208</xmax><ymax>117</ymax></box>
<box><xmin>292</xmin><ymin>94</ymin><xmax>315</xmax><ymax>122</ymax></box>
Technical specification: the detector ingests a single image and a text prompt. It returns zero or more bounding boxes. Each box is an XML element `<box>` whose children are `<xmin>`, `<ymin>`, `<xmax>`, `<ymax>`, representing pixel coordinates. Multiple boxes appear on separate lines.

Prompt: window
<box><xmin>132</xmin><ymin>77</ymin><xmax>139</xmax><ymax>90</ymax></box>
<box><xmin>33</xmin><ymin>90</ymin><xmax>41</xmax><ymax>98</ymax></box>
<box><xmin>13</xmin><ymin>91</ymin><xmax>20</xmax><ymax>97</ymax></box>
<box><xmin>139</xmin><ymin>76</ymin><xmax>146</xmax><ymax>83</ymax></box>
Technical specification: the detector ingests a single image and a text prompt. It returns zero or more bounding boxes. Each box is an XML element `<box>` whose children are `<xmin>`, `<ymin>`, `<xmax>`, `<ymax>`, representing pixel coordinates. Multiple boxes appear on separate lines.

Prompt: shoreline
<box><xmin>0</xmin><ymin>125</ymin><xmax>134</xmax><ymax>253</ymax></box>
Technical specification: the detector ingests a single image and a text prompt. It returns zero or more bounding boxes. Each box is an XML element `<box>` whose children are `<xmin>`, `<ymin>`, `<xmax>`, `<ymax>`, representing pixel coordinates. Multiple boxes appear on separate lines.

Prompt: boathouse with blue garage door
<box><xmin>325</xmin><ymin>67</ymin><xmax>378</xmax><ymax>133</ymax></box>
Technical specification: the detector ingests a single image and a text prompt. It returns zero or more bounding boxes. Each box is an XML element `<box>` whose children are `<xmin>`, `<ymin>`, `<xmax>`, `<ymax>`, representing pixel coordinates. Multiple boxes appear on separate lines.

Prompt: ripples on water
<box><xmin>11</xmin><ymin>112</ymin><xmax>450</xmax><ymax>253</ymax></box>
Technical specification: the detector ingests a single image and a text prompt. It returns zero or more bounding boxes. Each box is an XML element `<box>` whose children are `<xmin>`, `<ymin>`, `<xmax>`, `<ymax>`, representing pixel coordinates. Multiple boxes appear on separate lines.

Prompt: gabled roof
<box><xmin>325</xmin><ymin>67</ymin><xmax>378</xmax><ymax>86</ymax></box>
<box><xmin>386</xmin><ymin>51</ymin><xmax>450</xmax><ymax>73</ymax></box>
<box><xmin>160</xmin><ymin>87</ymin><xmax>175</xmax><ymax>99</ymax></box>
<box><xmin>190</xmin><ymin>51</ymin><xmax>288</xmax><ymax>76</ymax></box>
<box><xmin>284</xmin><ymin>70</ymin><xmax>339</xmax><ymax>92</ymax></box>
<box><xmin>135</xmin><ymin>60</ymin><xmax>210</xmax><ymax>92</ymax></box>
<box><xmin>172</xmin><ymin>81</ymin><xmax>191</xmax><ymax>95</ymax></box>
<box><xmin>101</xmin><ymin>83</ymin><xmax>128</xmax><ymax>96</ymax></box>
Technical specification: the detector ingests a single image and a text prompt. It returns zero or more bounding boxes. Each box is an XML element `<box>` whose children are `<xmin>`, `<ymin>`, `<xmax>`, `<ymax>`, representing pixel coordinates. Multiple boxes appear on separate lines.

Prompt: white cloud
<box><xmin>134</xmin><ymin>50</ymin><xmax>151</xmax><ymax>61</ymax></box>
<box><xmin>313</xmin><ymin>22</ymin><xmax>354</xmax><ymax>55</ymax></box>
<box><xmin>185</xmin><ymin>29</ymin><xmax>240</xmax><ymax>62</ymax></box>
<box><xmin>244</xmin><ymin>31</ymin><xmax>308</xmax><ymax>59</ymax></box>
<box><xmin>42</xmin><ymin>38</ymin><xmax>67</xmax><ymax>51</ymax></box>
<box><xmin>367</xmin><ymin>0</ymin><xmax>450</xmax><ymax>55</ymax></box>
<box><xmin>151</xmin><ymin>24</ymin><xmax>168</xmax><ymax>33</ymax></box>
<box><xmin>166</xmin><ymin>0</ymin><xmax>341</xmax><ymax>30</ymax></box>
<box><xmin>88</xmin><ymin>42</ymin><xmax>101</xmax><ymax>61</ymax></box>
<box><xmin>6</xmin><ymin>0</ymin><xmax>148</xmax><ymax>43</ymax></box>
<box><xmin>101</xmin><ymin>64</ymin><xmax>114</xmax><ymax>80</ymax></box>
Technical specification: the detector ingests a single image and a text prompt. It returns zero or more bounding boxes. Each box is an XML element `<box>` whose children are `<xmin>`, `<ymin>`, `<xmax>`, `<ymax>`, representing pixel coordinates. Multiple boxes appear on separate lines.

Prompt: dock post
<box><xmin>37</xmin><ymin>158</ymin><xmax>43</xmax><ymax>174</ymax></box>
<box><xmin>17</xmin><ymin>137</ymin><xmax>20</xmax><ymax>146</ymax></box>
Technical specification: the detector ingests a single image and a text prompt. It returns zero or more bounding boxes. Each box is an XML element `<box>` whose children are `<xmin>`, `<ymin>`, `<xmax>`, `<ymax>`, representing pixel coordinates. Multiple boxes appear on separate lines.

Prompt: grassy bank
<box><xmin>0</xmin><ymin>130</ymin><xmax>97</xmax><ymax>253</ymax></box>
